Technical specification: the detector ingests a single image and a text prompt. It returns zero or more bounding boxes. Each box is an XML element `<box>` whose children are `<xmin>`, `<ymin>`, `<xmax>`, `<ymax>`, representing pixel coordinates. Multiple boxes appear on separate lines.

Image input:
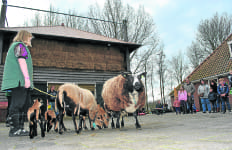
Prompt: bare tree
<box><xmin>187</xmin><ymin>41</ymin><xmax>205</xmax><ymax>68</ymax></box>
<box><xmin>150</xmin><ymin>61</ymin><xmax>155</xmax><ymax>104</ymax></box>
<box><xmin>156</xmin><ymin>46</ymin><xmax>167</xmax><ymax>104</ymax></box>
<box><xmin>30</xmin><ymin>12</ymin><xmax>42</xmax><ymax>27</ymax></box>
<box><xmin>87</xmin><ymin>0</ymin><xmax>158</xmax><ymax>66</ymax></box>
<box><xmin>43</xmin><ymin>5</ymin><xmax>60</xmax><ymax>26</ymax></box>
<box><xmin>170</xmin><ymin>51</ymin><xmax>188</xmax><ymax>84</ymax></box>
<box><xmin>197</xmin><ymin>12</ymin><xmax>232</xmax><ymax>54</ymax></box>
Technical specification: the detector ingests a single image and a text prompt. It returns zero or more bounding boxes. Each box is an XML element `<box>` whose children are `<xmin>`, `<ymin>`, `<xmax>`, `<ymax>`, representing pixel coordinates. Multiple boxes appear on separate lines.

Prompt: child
<box><xmin>173</xmin><ymin>96</ymin><xmax>181</xmax><ymax>115</ymax></box>
<box><xmin>208</xmin><ymin>87</ymin><xmax>217</xmax><ymax>113</ymax></box>
<box><xmin>178</xmin><ymin>85</ymin><xmax>187</xmax><ymax>114</ymax></box>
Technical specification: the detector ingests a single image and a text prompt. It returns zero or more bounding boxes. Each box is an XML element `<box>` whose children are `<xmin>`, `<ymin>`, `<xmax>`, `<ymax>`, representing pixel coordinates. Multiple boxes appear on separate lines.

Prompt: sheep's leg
<box><xmin>121</xmin><ymin>116</ymin><xmax>124</xmax><ymax>128</ymax></box>
<box><xmin>39</xmin><ymin>120</ymin><xmax>45</xmax><ymax>137</ymax></box>
<box><xmin>78</xmin><ymin>114</ymin><xmax>83</xmax><ymax>132</ymax></box>
<box><xmin>115</xmin><ymin>112</ymin><xmax>120</xmax><ymax>129</ymax></box>
<box><xmin>48</xmin><ymin>120</ymin><xmax>53</xmax><ymax>132</ymax></box>
<box><xmin>34</xmin><ymin>119</ymin><xmax>38</xmax><ymax>136</ymax></box>
<box><xmin>29</xmin><ymin>121</ymin><xmax>34</xmax><ymax>139</ymax></box>
<box><xmin>58</xmin><ymin>110</ymin><xmax>64</xmax><ymax>134</ymax></box>
<box><xmin>111</xmin><ymin>117</ymin><xmax>115</xmax><ymax>129</ymax></box>
<box><xmin>54</xmin><ymin>118</ymin><xmax>58</xmax><ymax>132</ymax></box>
<box><xmin>72</xmin><ymin>113</ymin><xmax>79</xmax><ymax>134</ymax></box>
<box><xmin>43</xmin><ymin>120</ymin><xmax>47</xmax><ymax>132</ymax></box>
<box><xmin>46</xmin><ymin>120</ymin><xmax>50</xmax><ymax>132</ymax></box>
<box><xmin>59</xmin><ymin>113</ymin><xmax>67</xmax><ymax>131</ymax></box>
<box><xmin>133</xmin><ymin>111</ymin><xmax>141</xmax><ymax>129</ymax></box>
<box><xmin>88</xmin><ymin>115</ymin><xmax>95</xmax><ymax>130</ymax></box>
<box><xmin>83</xmin><ymin>116</ymin><xmax>88</xmax><ymax>130</ymax></box>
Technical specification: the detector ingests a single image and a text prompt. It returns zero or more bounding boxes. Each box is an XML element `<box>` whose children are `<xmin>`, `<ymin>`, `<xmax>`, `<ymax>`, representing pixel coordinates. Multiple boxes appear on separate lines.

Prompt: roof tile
<box><xmin>0</xmin><ymin>25</ymin><xmax>138</xmax><ymax>45</ymax></box>
<box><xmin>187</xmin><ymin>33</ymin><xmax>232</xmax><ymax>81</ymax></box>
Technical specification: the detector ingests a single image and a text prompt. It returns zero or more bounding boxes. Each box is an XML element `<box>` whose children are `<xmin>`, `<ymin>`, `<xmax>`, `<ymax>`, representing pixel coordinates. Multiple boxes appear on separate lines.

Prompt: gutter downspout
<box><xmin>0</xmin><ymin>0</ymin><xmax>7</xmax><ymax>64</ymax></box>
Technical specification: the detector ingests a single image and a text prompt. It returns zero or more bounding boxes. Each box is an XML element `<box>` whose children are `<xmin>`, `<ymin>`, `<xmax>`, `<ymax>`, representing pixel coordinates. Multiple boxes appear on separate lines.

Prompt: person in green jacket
<box><xmin>1</xmin><ymin>30</ymin><xmax>34</xmax><ymax>137</ymax></box>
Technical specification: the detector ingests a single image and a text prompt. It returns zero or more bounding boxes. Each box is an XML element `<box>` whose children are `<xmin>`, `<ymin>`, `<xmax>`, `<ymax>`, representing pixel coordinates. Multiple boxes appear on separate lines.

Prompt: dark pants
<box><xmin>221</xmin><ymin>96</ymin><xmax>231</xmax><ymax>112</ymax></box>
<box><xmin>187</xmin><ymin>96</ymin><xmax>194</xmax><ymax>113</ymax></box>
<box><xmin>210</xmin><ymin>100</ymin><xmax>217</xmax><ymax>112</ymax></box>
<box><xmin>175</xmin><ymin>107</ymin><xmax>180</xmax><ymax>114</ymax></box>
<box><xmin>9</xmin><ymin>86</ymin><xmax>31</xmax><ymax>119</ymax></box>
<box><xmin>180</xmin><ymin>100</ymin><xmax>187</xmax><ymax>114</ymax></box>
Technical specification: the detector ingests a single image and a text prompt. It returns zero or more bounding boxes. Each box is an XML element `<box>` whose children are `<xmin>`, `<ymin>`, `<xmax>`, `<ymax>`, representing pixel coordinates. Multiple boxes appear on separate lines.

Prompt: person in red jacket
<box><xmin>173</xmin><ymin>96</ymin><xmax>181</xmax><ymax>115</ymax></box>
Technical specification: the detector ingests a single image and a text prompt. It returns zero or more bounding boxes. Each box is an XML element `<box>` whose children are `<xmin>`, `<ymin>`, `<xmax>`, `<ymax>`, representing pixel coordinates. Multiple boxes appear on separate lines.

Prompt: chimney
<box><xmin>0</xmin><ymin>0</ymin><xmax>7</xmax><ymax>28</ymax></box>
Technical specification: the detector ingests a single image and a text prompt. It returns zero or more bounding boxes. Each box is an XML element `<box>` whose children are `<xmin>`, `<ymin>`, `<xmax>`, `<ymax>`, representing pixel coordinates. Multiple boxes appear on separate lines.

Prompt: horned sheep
<box><xmin>102</xmin><ymin>72</ymin><xmax>146</xmax><ymax>129</ymax></box>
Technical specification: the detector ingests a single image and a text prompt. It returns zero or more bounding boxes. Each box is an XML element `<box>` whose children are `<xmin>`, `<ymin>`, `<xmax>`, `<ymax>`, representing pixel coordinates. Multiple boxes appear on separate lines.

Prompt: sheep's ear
<box><xmin>139</xmin><ymin>72</ymin><xmax>147</xmax><ymax>79</ymax></box>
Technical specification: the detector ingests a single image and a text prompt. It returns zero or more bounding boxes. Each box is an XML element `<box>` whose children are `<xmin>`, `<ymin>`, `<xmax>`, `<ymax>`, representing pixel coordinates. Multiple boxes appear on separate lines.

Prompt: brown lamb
<box><xmin>56</xmin><ymin>83</ymin><xmax>107</xmax><ymax>134</ymax></box>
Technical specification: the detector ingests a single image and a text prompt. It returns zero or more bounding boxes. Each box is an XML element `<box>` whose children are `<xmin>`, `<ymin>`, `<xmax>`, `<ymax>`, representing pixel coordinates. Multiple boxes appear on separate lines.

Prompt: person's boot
<box><xmin>19</xmin><ymin>112</ymin><xmax>29</xmax><ymax>136</ymax></box>
<box><xmin>5</xmin><ymin>115</ymin><xmax>10</xmax><ymax>127</ymax></box>
<box><xmin>9</xmin><ymin>114</ymin><xmax>22</xmax><ymax>137</ymax></box>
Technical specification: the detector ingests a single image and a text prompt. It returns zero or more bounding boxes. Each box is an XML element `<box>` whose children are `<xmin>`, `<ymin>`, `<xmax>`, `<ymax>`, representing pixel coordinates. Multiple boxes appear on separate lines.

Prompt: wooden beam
<box><xmin>0</xmin><ymin>0</ymin><xmax>7</xmax><ymax>27</ymax></box>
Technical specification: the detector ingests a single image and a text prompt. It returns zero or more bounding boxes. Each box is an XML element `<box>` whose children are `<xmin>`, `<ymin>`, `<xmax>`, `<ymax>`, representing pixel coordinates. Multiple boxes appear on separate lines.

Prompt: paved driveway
<box><xmin>0</xmin><ymin>112</ymin><xmax>232</xmax><ymax>150</ymax></box>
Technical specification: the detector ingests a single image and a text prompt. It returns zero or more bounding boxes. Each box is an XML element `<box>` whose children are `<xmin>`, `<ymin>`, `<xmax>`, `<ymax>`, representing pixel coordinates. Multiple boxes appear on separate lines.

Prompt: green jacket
<box><xmin>1</xmin><ymin>42</ymin><xmax>33</xmax><ymax>91</ymax></box>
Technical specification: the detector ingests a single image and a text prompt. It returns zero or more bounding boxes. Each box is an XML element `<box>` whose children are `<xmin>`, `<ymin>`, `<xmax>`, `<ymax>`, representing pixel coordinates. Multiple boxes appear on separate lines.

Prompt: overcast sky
<box><xmin>3</xmin><ymin>0</ymin><xmax>232</xmax><ymax>101</ymax></box>
<box><xmin>4</xmin><ymin>0</ymin><xmax>232</xmax><ymax>58</ymax></box>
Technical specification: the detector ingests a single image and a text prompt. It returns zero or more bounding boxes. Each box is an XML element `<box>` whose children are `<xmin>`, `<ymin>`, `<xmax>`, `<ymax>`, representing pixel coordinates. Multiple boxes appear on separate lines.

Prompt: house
<box><xmin>0</xmin><ymin>25</ymin><xmax>141</xmax><ymax>106</ymax></box>
<box><xmin>170</xmin><ymin>33</ymin><xmax>232</xmax><ymax>111</ymax></box>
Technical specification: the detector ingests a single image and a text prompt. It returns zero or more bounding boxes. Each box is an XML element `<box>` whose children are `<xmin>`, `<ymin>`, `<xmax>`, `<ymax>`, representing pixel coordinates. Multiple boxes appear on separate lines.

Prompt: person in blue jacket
<box><xmin>217</xmin><ymin>78</ymin><xmax>231</xmax><ymax>114</ymax></box>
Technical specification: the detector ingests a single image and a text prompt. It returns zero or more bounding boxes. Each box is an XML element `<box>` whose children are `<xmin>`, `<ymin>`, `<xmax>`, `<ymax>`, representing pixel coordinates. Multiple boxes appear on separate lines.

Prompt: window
<box><xmin>227</xmin><ymin>41</ymin><xmax>232</xmax><ymax>57</ymax></box>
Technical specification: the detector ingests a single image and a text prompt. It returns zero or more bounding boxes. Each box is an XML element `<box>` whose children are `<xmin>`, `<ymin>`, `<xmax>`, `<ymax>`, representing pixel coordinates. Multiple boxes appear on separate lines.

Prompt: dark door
<box><xmin>96</xmin><ymin>83</ymin><xmax>104</xmax><ymax>108</ymax></box>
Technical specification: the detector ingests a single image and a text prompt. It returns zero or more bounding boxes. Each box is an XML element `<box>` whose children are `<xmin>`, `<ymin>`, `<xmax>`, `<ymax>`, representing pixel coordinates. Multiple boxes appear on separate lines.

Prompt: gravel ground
<box><xmin>0</xmin><ymin>112</ymin><xmax>232</xmax><ymax>150</ymax></box>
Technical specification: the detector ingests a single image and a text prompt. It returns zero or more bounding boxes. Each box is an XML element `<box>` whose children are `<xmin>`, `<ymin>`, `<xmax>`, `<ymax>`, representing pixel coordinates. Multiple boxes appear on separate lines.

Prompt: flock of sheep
<box><xmin>27</xmin><ymin>72</ymin><xmax>146</xmax><ymax>139</ymax></box>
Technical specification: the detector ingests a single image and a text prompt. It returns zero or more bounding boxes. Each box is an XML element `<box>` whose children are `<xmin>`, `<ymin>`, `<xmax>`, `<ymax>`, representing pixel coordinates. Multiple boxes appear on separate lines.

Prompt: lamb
<box><xmin>44</xmin><ymin>110</ymin><xmax>58</xmax><ymax>133</ymax></box>
<box><xmin>79</xmin><ymin>104</ymin><xmax>109</xmax><ymax>131</ymax></box>
<box><xmin>27</xmin><ymin>98</ymin><xmax>45</xmax><ymax>139</ymax></box>
<box><xmin>56</xmin><ymin>83</ymin><xmax>107</xmax><ymax>134</ymax></box>
<box><xmin>102</xmin><ymin>72</ymin><xmax>146</xmax><ymax>129</ymax></box>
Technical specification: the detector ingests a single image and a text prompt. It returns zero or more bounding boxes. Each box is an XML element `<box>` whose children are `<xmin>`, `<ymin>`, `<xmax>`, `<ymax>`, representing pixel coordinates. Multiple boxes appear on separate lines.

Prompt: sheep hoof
<box><xmin>135</xmin><ymin>124</ymin><xmax>141</xmax><ymax>129</ymax></box>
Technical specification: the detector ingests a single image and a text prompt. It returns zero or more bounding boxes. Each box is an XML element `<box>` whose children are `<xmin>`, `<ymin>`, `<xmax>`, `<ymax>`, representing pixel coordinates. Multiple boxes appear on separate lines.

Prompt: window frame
<box><xmin>227</xmin><ymin>41</ymin><xmax>232</xmax><ymax>57</ymax></box>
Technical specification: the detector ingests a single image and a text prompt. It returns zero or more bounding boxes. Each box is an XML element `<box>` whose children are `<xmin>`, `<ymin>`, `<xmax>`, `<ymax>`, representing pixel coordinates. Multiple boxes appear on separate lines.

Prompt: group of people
<box><xmin>173</xmin><ymin>72</ymin><xmax>232</xmax><ymax>115</ymax></box>
<box><xmin>173</xmin><ymin>77</ymin><xmax>196</xmax><ymax>115</ymax></box>
<box><xmin>198</xmin><ymin>77</ymin><xmax>231</xmax><ymax>114</ymax></box>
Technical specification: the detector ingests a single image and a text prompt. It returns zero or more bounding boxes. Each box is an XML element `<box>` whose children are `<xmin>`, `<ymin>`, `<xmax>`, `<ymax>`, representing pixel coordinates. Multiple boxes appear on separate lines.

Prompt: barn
<box><xmin>0</xmin><ymin>25</ymin><xmax>141</xmax><ymax>106</ymax></box>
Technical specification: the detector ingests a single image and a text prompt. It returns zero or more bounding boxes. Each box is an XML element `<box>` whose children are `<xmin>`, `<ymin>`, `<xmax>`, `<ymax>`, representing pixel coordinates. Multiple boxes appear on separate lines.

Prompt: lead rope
<box><xmin>33</xmin><ymin>87</ymin><xmax>56</xmax><ymax>98</ymax></box>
